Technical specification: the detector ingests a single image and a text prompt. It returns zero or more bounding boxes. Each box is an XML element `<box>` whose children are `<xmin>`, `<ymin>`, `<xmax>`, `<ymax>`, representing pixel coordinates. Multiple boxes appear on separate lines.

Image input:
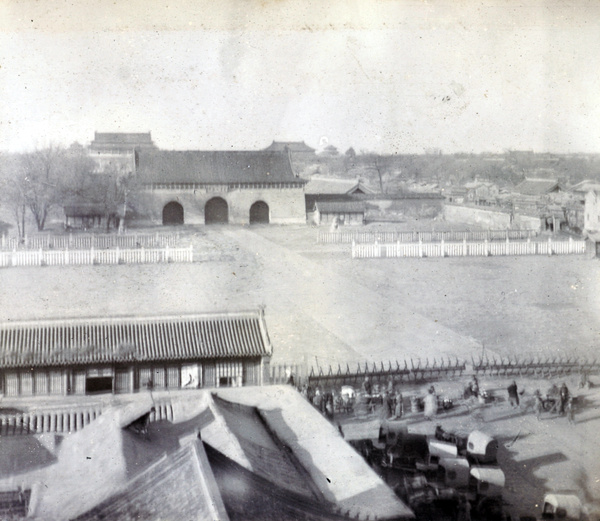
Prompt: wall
<box><xmin>444</xmin><ymin>204</ymin><xmax>512</xmax><ymax>229</ymax></box>
<box><xmin>0</xmin><ymin>358</ymin><xmax>264</xmax><ymax>397</ymax></box>
<box><xmin>366</xmin><ymin>196</ymin><xmax>444</xmax><ymax>220</ymax></box>
<box><xmin>513</xmin><ymin>213</ymin><xmax>543</xmax><ymax>231</ymax></box>
<box><xmin>137</xmin><ymin>186</ymin><xmax>306</xmax><ymax>225</ymax></box>
<box><xmin>585</xmin><ymin>191</ymin><xmax>600</xmax><ymax>232</ymax></box>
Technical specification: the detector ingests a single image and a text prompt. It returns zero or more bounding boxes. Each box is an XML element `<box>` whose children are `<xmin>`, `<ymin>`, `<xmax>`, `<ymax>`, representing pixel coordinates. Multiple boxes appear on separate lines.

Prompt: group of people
<box><xmin>533</xmin><ymin>382</ymin><xmax>574</xmax><ymax>422</ymax></box>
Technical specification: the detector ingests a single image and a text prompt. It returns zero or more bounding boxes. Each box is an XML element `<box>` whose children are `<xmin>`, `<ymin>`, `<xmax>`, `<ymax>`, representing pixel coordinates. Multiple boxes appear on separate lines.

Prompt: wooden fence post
<box><xmin>548</xmin><ymin>237</ymin><xmax>552</xmax><ymax>256</ymax></box>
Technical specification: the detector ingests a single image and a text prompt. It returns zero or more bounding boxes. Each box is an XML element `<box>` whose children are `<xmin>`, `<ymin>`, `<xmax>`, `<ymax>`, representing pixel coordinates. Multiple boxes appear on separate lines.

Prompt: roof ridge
<box><xmin>0</xmin><ymin>310</ymin><xmax>263</xmax><ymax>329</ymax></box>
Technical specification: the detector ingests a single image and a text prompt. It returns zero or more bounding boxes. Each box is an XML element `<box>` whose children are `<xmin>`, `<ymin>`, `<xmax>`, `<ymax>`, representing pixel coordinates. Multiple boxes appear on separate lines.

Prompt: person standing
<box><xmin>507</xmin><ymin>381</ymin><xmax>519</xmax><ymax>408</ymax></box>
<box><xmin>380</xmin><ymin>391</ymin><xmax>394</xmax><ymax>420</ymax></box>
<box><xmin>566</xmin><ymin>396</ymin><xmax>575</xmax><ymax>424</ymax></box>
<box><xmin>394</xmin><ymin>390</ymin><xmax>404</xmax><ymax>419</ymax></box>
<box><xmin>558</xmin><ymin>383</ymin><xmax>570</xmax><ymax>416</ymax></box>
<box><xmin>533</xmin><ymin>389</ymin><xmax>543</xmax><ymax>421</ymax></box>
<box><xmin>424</xmin><ymin>387</ymin><xmax>437</xmax><ymax>420</ymax></box>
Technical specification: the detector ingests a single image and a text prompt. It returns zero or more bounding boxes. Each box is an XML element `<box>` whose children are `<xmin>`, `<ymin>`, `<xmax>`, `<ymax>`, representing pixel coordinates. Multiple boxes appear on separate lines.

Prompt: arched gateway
<box><xmin>205</xmin><ymin>197</ymin><xmax>229</xmax><ymax>224</ymax></box>
<box><xmin>249</xmin><ymin>201</ymin><xmax>269</xmax><ymax>224</ymax></box>
<box><xmin>162</xmin><ymin>201</ymin><xmax>184</xmax><ymax>225</ymax></box>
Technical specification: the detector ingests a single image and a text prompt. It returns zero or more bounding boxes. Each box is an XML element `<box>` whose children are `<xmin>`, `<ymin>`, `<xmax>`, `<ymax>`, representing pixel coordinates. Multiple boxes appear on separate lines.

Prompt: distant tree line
<box><xmin>295</xmin><ymin>149</ymin><xmax>600</xmax><ymax>194</ymax></box>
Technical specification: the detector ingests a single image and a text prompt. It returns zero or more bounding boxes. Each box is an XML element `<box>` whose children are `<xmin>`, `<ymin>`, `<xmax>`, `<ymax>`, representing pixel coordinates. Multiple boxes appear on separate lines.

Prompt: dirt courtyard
<box><xmin>1</xmin><ymin>224</ymin><xmax>600</xmax><ymax>513</ymax></box>
<box><xmin>1</xmin><ymin>225</ymin><xmax>599</xmax><ymax>367</ymax></box>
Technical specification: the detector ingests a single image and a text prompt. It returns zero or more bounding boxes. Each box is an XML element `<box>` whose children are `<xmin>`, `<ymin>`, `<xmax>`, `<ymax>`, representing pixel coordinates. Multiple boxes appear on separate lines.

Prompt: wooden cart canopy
<box><xmin>0</xmin><ymin>311</ymin><xmax>272</xmax><ymax>369</ymax></box>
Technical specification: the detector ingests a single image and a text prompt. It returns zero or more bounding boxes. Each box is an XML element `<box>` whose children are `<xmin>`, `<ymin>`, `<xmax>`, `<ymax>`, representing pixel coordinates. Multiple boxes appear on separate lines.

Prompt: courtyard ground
<box><xmin>1</xmin><ymin>223</ymin><xmax>599</xmax><ymax>514</ymax></box>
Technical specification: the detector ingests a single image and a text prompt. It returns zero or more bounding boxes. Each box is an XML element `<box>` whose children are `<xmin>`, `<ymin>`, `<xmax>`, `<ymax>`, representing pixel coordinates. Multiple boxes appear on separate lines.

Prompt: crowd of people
<box><xmin>288</xmin><ymin>370</ymin><xmax>582</xmax><ymax>425</ymax></box>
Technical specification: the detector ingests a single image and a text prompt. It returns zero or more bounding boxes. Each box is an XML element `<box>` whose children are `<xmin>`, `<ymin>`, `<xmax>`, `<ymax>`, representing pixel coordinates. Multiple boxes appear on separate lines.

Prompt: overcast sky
<box><xmin>0</xmin><ymin>0</ymin><xmax>599</xmax><ymax>154</ymax></box>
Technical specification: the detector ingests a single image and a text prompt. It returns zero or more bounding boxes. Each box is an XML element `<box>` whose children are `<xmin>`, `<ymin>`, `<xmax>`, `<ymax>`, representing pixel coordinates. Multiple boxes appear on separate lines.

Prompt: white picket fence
<box><xmin>319</xmin><ymin>229</ymin><xmax>538</xmax><ymax>244</ymax></box>
<box><xmin>352</xmin><ymin>237</ymin><xmax>586</xmax><ymax>259</ymax></box>
<box><xmin>0</xmin><ymin>245</ymin><xmax>194</xmax><ymax>268</ymax></box>
<box><xmin>0</xmin><ymin>232</ymin><xmax>180</xmax><ymax>251</ymax></box>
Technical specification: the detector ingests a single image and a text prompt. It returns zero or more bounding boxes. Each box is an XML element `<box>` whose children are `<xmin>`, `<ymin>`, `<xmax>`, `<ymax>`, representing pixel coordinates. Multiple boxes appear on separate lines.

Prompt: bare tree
<box><xmin>0</xmin><ymin>154</ymin><xmax>28</xmax><ymax>238</ymax></box>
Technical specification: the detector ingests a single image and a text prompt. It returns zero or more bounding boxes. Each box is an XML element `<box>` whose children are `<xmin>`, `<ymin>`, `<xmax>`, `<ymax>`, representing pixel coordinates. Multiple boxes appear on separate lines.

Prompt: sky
<box><xmin>0</xmin><ymin>0</ymin><xmax>599</xmax><ymax>154</ymax></box>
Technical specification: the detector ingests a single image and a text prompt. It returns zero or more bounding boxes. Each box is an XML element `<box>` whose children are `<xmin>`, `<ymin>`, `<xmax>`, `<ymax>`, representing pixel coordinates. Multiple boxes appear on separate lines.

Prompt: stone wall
<box><xmin>136</xmin><ymin>186</ymin><xmax>306</xmax><ymax>225</ymax></box>
<box><xmin>444</xmin><ymin>204</ymin><xmax>512</xmax><ymax>228</ymax></box>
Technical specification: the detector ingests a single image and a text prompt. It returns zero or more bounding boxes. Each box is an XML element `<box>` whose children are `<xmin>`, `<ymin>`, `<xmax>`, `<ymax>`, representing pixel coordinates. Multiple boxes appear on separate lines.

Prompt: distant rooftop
<box><xmin>137</xmin><ymin>150</ymin><xmax>305</xmax><ymax>185</ymax></box>
<box><xmin>304</xmin><ymin>176</ymin><xmax>372</xmax><ymax>195</ymax></box>
<box><xmin>264</xmin><ymin>141</ymin><xmax>316</xmax><ymax>153</ymax></box>
<box><xmin>90</xmin><ymin>132</ymin><xmax>157</xmax><ymax>151</ymax></box>
<box><xmin>514</xmin><ymin>178</ymin><xmax>560</xmax><ymax>196</ymax></box>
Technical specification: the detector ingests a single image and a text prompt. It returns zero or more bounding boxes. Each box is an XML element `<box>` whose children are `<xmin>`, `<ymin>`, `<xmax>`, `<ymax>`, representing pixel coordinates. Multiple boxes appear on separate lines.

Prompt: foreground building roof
<box><xmin>75</xmin><ymin>440</ymin><xmax>229</xmax><ymax>521</ymax></box>
<box><xmin>4</xmin><ymin>387</ymin><xmax>413</xmax><ymax>521</ymax></box>
<box><xmin>0</xmin><ymin>311</ymin><xmax>272</xmax><ymax>369</ymax></box>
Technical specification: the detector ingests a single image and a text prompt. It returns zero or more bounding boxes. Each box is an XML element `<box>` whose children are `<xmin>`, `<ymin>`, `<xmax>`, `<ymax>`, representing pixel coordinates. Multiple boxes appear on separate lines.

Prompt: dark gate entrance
<box><xmin>85</xmin><ymin>377</ymin><xmax>113</xmax><ymax>395</ymax></box>
<box><xmin>162</xmin><ymin>202</ymin><xmax>184</xmax><ymax>225</ymax></box>
<box><xmin>205</xmin><ymin>197</ymin><xmax>229</xmax><ymax>224</ymax></box>
<box><xmin>249</xmin><ymin>201</ymin><xmax>269</xmax><ymax>224</ymax></box>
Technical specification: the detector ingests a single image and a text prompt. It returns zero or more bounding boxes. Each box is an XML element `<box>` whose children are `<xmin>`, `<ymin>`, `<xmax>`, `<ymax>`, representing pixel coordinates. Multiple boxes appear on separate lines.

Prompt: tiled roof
<box><xmin>305</xmin><ymin>177</ymin><xmax>372</xmax><ymax>195</ymax></box>
<box><xmin>0</xmin><ymin>311</ymin><xmax>271</xmax><ymax>369</ymax></box>
<box><xmin>515</xmin><ymin>178</ymin><xmax>560</xmax><ymax>196</ymax></box>
<box><xmin>264</xmin><ymin>141</ymin><xmax>315</xmax><ymax>153</ymax></box>
<box><xmin>205</xmin><ymin>443</ymin><xmax>349</xmax><ymax>521</ymax></box>
<box><xmin>316</xmin><ymin>201</ymin><xmax>366</xmax><ymax>213</ymax></box>
<box><xmin>75</xmin><ymin>440</ymin><xmax>229</xmax><ymax>521</ymax></box>
<box><xmin>570</xmin><ymin>180</ymin><xmax>600</xmax><ymax>194</ymax></box>
<box><xmin>210</xmin><ymin>395</ymin><xmax>322</xmax><ymax>500</ymax></box>
<box><xmin>137</xmin><ymin>150</ymin><xmax>304</xmax><ymax>185</ymax></box>
<box><xmin>91</xmin><ymin>132</ymin><xmax>154</xmax><ymax>146</ymax></box>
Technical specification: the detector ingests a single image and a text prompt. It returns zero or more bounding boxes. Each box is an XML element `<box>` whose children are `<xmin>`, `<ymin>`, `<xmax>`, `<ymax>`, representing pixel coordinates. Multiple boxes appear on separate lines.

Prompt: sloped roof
<box><xmin>264</xmin><ymin>141</ymin><xmax>315</xmax><ymax>153</ymax></box>
<box><xmin>205</xmin><ymin>443</ymin><xmax>349</xmax><ymax>521</ymax></box>
<box><xmin>209</xmin><ymin>395</ymin><xmax>322</xmax><ymax>500</ymax></box>
<box><xmin>316</xmin><ymin>201</ymin><xmax>366</xmax><ymax>214</ymax></box>
<box><xmin>305</xmin><ymin>176</ymin><xmax>373</xmax><ymax>195</ymax></box>
<box><xmin>515</xmin><ymin>178</ymin><xmax>560</xmax><ymax>195</ymax></box>
<box><xmin>75</xmin><ymin>440</ymin><xmax>229</xmax><ymax>521</ymax></box>
<box><xmin>570</xmin><ymin>179</ymin><xmax>600</xmax><ymax>194</ymax></box>
<box><xmin>137</xmin><ymin>150</ymin><xmax>304</xmax><ymax>185</ymax></box>
<box><xmin>214</xmin><ymin>385</ymin><xmax>415</xmax><ymax>520</ymax></box>
<box><xmin>0</xmin><ymin>311</ymin><xmax>271</xmax><ymax>369</ymax></box>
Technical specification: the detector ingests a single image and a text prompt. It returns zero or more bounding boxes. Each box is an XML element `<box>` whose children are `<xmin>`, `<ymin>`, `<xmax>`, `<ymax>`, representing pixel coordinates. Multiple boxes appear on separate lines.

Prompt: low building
<box><xmin>314</xmin><ymin>201</ymin><xmax>366</xmax><ymax>226</ymax></box>
<box><xmin>136</xmin><ymin>150</ymin><xmax>307</xmax><ymax>225</ymax></box>
<box><xmin>304</xmin><ymin>176</ymin><xmax>373</xmax><ymax>214</ymax></box>
<box><xmin>63</xmin><ymin>203</ymin><xmax>120</xmax><ymax>231</ymax></box>
<box><xmin>0</xmin><ymin>310</ymin><xmax>272</xmax><ymax>397</ymax></box>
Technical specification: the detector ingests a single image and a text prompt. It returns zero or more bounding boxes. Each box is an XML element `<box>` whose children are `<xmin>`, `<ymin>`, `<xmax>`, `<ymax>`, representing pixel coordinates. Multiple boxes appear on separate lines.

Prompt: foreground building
<box><xmin>0</xmin><ymin>387</ymin><xmax>414</xmax><ymax>520</ymax></box>
<box><xmin>0</xmin><ymin>310</ymin><xmax>272</xmax><ymax>397</ymax></box>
